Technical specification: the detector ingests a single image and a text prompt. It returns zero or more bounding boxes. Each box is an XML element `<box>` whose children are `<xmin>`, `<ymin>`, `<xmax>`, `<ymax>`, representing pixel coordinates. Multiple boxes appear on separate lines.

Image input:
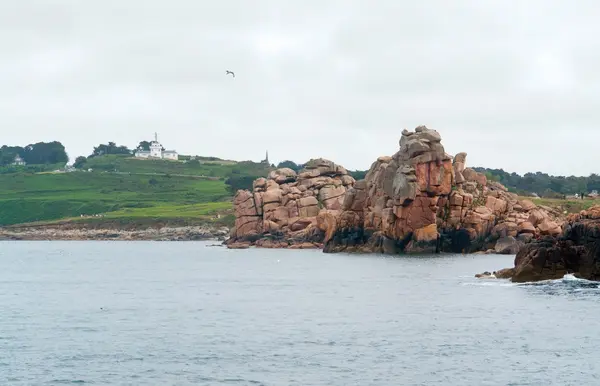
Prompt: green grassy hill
<box><xmin>0</xmin><ymin>172</ymin><xmax>233</xmax><ymax>227</ymax></box>
<box><xmin>82</xmin><ymin>155</ymin><xmax>271</xmax><ymax>178</ymax></box>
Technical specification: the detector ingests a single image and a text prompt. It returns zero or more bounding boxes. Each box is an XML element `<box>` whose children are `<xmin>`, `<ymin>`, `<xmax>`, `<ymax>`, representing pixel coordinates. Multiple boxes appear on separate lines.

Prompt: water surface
<box><xmin>1</xmin><ymin>241</ymin><xmax>599</xmax><ymax>385</ymax></box>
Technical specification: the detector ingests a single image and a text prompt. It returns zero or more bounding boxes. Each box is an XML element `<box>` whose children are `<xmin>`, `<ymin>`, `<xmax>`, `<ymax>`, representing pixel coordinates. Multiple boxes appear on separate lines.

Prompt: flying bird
<box><xmin>226</xmin><ymin>70</ymin><xmax>235</xmax><ymax>78</ymax></box>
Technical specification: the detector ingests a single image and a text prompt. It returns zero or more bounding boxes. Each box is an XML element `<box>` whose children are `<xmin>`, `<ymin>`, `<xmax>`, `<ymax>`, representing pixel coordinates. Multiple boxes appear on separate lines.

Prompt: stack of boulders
<box><xmin>322</xmin><ymin>126</ymin><xmax>564</xmax><ymax>254</ymax></box>
<box><xmin>478</xmin><ymin>205</ymin><xmax>600</xmax><ymax>282</ymax></box>
<box><xmin>227</xmin><ymin>159</ymin><xmax>355</xmax><ymax>249</ymax></box>
<box><xmin>323</xmin><ymin>126</ymin><xmax>454</xmax><ymax>253</ymax></box>
<box><xmin>439</xmin><ymin>158</ymin><xmax>563</xmax><ymax>254</ymax></box>
<box><xmin>228</xmin><ymin>125</ymin><xmax>564</xmax><ymax>254</ymax></box>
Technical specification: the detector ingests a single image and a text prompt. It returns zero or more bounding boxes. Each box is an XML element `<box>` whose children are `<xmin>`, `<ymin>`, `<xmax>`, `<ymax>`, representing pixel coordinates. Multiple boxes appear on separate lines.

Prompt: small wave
<box><xmin>462</xmin><ymin>280</ymin><xmax>516</xmax><ymax>287</ymax></box>
<box><xmin>517</xmin><ymin>274</ymin><xmax>599</xmax><ymax>287</ymax></box>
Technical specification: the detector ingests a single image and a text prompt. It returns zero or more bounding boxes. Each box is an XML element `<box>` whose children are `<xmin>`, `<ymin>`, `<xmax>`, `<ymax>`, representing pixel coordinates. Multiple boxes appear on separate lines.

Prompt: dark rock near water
<box><xmin>480</xmin><ymin>206</ymin><xmax>600</xmax><ymax>283</ymax></box>
<box><xmin>494</xmin><ymin>236</ymin><xmax>524</xmax><ymax>255</ymax></box>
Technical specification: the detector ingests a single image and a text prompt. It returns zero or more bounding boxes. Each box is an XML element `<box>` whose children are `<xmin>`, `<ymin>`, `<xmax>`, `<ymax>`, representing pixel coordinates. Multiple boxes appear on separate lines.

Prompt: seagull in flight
<box><xmin>226</xmin><ymin>70</ymin><xmax>235</xmax><ymax>78</ymax></box>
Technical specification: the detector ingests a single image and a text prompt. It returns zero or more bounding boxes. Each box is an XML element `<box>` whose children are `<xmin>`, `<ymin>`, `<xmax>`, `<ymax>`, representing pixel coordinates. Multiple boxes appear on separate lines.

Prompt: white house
<box><xmin>12</xmin><ymin>155</ymin><xmax>26</xmax><ymax>166</ymax></box>
<box><xmin>135</xmin><ymin>133</ymin><xmax>178</xmax><ymax>160</ymax></box>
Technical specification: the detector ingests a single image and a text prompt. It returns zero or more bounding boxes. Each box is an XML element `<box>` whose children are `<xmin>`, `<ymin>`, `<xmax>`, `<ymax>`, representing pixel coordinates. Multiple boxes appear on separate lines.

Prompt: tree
<box><xmin>89</xmin><ymin>142</ymin><xmax>132</xmax><ymax>158</ymax></box>
<box><xmin>73</xmin><ymin>156</ymin><xmax>87</xmax><ymax>169</ymax></box>
<box><xmin>21</xmin><ymin>141</ymin><xmax>68</xmax><ymax>165</ymax></box>
<box><xmin>136</xmin><ymin>141</ymin><xmax>151</xmax><ymax>151</ymax></box>
<box><xmin>349</xmin><ymin>170</ymin><xmax>367</xmax><ymax>180</ymax></box>
<box><xmin>224</xmin><ymin>175</ymin><xmax>257</xmax><ymax>193</ymax></box>
<box><xmin>277</xmin><ymin>160</ymin><xmax>302</xmax><ymax>172</ymax></box>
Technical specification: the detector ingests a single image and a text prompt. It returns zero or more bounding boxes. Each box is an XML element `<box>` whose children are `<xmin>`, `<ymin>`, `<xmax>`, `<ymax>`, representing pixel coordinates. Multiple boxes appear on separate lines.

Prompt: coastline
<box><xmin>0</xmin><ymin>224</ymin><xmax>230</xmax><ymax>241</ymax></box>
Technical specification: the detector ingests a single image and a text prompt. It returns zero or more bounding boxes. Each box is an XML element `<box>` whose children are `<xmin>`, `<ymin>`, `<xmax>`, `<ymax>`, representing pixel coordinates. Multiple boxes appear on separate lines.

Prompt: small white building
<box><xmin>12</xmin><ymin>155</ymin><xmax>26</xmax><ymax>166</ymax></box>
<box><xmin>135</xmin><ymin>133</ymin><xmax>178</xmax><ymax>160</ymax></box>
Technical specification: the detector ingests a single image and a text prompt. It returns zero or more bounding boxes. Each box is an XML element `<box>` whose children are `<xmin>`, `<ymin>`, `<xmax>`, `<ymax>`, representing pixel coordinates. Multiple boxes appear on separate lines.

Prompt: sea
<box><xmin>1</xmin><ymin>241</ymin><xmax>599</xmax><ymax>386</ymax></box>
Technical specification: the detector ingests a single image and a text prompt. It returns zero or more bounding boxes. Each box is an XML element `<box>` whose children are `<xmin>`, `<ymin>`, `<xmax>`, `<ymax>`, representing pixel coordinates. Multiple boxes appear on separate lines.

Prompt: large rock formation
<box><xmin>485</xmin><ymin>206</ymin><xmax>600</xmax><ymax>283</ymax></box>
<box><xmin>227</xmin><ymin>159</ymin><xmax>355</xmax><ymax>248</ymax></box>
<box><xmin>322</xmin><ymin>126</ymin><xmax>563</xmax><ymax>254</ymax></box>
<box><xmin>228</xmin><ymin>125</ymin><xmax>563</xmax><ymax>254</ymax></box>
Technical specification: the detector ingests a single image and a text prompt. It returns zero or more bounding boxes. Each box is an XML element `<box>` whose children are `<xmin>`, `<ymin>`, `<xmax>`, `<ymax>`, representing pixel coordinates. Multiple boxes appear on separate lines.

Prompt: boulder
<box><xmin>494</xmin><ymin>236</ymin><xmax>524</xmax><ymax>255</ymax></box>
<box><xmin>268</xmin><ymin>168</ymin><xmax>297</xmax><ymax>184</ymax></box>
<box><xmin>537</xmin><ymin>219</ymin><xmax>561</xmax><ymax>236</ymax></box>
<box><xmin>517</xmin><ymin>221</ymin><xmax>536</xmax><ymax>234</ymax></box>
<box><xmin>481</xmin><ymin>205</ymin><xmax>600</xmax><ymax>283</ymax></box>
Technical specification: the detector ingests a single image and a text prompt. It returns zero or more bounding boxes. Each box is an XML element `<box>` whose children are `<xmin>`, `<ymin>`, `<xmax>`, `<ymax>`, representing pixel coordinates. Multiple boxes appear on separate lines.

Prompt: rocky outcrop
<box><xmin>322</xmin><ymin>126</ymin><xmax>564</xmax><ymax>254</ymax></box>
<box><xmin>322</xmin><ymin>126</ymin><xmax>453</xmax><ymax>254</ymax></box>
<box><xmin>227</xmin><ymin>125</ymin><xmax>564</xmax><ymax>254</ymax></box>
<box><xmin>227</xmin><ymin>159</ymin><xmax>355</xmax><ymax>248</ymax></box>
<box><xmin>484</xmin><ymin>206</ymin><xmax>600</xmax><ymax>282</ymax></box>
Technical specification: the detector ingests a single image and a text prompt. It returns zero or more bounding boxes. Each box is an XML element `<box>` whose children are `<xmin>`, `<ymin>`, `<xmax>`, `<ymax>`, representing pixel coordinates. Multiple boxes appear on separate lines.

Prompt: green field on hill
<box><xmin>0</xmin><ymin>172</ymin><xmax>233</xmax><ymax>226</ymax></box>
<box><xmin>82</xmin><ymin>155</ymin><xmax>271</xmax><ymax>178</ymax></box>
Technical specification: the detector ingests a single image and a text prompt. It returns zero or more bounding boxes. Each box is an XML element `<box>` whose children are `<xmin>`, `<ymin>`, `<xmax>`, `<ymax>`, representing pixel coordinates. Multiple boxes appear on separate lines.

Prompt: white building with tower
<box><xmin>134</xmin><ymin>133</ymin><xmax>179</xmax><ymax>160</ymax></box>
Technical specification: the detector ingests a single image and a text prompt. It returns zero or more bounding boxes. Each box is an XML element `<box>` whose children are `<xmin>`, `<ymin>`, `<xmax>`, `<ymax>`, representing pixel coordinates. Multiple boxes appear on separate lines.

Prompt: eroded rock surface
<box><xmin>227</xmin><ymin>159</ymin><xmax>355</xmax><ymax>248</ymax></box>
<box><xmin>485</xmin><ymin>206</ymin><xmax>600</xmax><ymax>282</ymax></box>
<box><xmin>228</xmin><ymin>126</ymin><xmax>563</xmax><ymax>254</ymax></box>
<box><xmin>322</xmin><ymin>126</ymin><xmax>563</xmax><ymax>254</ymax></box>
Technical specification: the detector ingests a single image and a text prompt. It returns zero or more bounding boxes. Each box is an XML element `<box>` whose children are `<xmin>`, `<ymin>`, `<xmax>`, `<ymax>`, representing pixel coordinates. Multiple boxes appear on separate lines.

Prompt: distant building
<box><xmin>261</xmin><ymin>150</ymin><xmax>269</xmax><ymax>165</ymax></box>
<box><xmin>12</xmin><ymin>155</ymin><xmax>25</xmax><ymax>166</ymax></box>
<box><xmin>135</xmin><ymin>133</ymin><xmax>179</xmax><ymax>160</ymax></box>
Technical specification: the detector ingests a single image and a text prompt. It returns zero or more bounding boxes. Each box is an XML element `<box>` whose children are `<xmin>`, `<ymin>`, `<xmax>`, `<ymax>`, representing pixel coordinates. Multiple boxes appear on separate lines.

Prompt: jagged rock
<box><xmin>482</xmin><ymin>205</ymin><xmax>600</xmax><ymax>282</ymax></box>
<box><xmin>323</xmin><ymin>125</ymin><xmax>563</xmax><ymax>254</ymax></box>
<box><xmin>228</xmin><ymin>125</ymin><xmax>564</xmax><ymax>253</ymax></box>
<box><xmin>494</xmin><ymin>236</ymin><xmax>524</xmax><ymax>254</ymax></box>
<box><xmin>227</xmin><ymin>159</ymin><xmax>354</xmax><ymax>247</ymax></box>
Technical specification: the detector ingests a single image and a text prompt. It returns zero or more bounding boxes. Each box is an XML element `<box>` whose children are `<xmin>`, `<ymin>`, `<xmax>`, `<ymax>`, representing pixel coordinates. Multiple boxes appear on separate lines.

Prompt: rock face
<box><xmin>228</xmin><ymin>125</ymin><xmax>564</xmax><ymax>254</ymax></box>
<box><xmin>227</xmin><ymin>159</ymin><xmax>355</xmax><ymax>248</ymax></box>
<box><xmin>322</xmin><ymin>126</ymin><xmax>564</xmax><ymax>254</ymax></box>
<box><xmin>491</xmin><ymin>206</ymin><xmax>600</xmax><ymax>282</ymax></box>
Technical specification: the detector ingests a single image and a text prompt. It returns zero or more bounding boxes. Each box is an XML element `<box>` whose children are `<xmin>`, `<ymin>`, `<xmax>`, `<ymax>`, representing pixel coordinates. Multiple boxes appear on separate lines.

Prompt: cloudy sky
<box><xmin>1</xmin><ymin>0</ymin><xmax>598</xmax><ymax>175</ymax></box>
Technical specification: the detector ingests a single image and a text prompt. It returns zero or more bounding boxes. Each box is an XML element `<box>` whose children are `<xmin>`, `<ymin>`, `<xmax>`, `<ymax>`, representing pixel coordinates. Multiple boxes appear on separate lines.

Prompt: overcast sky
<box><xmin>1</xmin><ymin>1</ymin><xmax>599</xmax><ymax>175</ymax></box>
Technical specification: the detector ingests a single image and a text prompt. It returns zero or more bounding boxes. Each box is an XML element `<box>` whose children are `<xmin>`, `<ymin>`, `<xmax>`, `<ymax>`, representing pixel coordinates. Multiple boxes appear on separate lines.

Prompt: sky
<box><xmin>1</xmin><ymin>0</ymin><xmax>599</xmax><ymax>176</ymax></box>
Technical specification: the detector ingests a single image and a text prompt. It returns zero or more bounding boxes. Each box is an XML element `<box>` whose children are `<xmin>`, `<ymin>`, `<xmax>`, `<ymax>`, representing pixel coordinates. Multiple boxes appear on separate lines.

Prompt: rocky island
<box><xmin>227</xmin><ymin>126</ymin><xmax>564</xmax><ymax>254</ymax></box>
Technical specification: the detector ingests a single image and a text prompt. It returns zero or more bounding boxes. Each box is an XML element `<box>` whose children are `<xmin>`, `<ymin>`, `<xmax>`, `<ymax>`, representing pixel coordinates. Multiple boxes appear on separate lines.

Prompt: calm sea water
<box><xmin>1</xmin><ymin>241</ymin><xmax>599</xmax><ymax>386</ymax></box>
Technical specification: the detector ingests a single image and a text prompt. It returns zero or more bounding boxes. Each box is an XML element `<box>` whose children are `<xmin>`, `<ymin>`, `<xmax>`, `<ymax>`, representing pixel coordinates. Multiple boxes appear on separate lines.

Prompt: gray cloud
<box><xmin>1</xmin><ymin>0</ymin><xmax>599</xmax><ymax>175</ymax></box>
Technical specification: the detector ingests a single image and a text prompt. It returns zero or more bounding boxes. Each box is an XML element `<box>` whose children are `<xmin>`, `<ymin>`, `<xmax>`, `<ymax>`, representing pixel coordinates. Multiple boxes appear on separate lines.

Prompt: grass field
<box><xmin>0</xmin><ymin>172</ymin><xmax>233</xmax><ymax>226</ymax></box>
<box><xmin>83</xmin><ymin>155</ymin><xmax>271</xmax><ymax>178</ymax></box>
<box><xmin>522</xmin><ymin>196</ymin><xmax>600</xmax><ymax>214</ymax></box>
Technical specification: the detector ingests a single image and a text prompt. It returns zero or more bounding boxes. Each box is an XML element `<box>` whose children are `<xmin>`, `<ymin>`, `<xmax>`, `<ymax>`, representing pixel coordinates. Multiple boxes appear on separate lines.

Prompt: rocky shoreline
<box><xmin>477</xmin><ymin>205</ymin><xmax>600</xmax><ymax>283</ymax></box>
<box><xmin>226</xmin><ymin>126</ymin><xmax>565</xmax><ymax>255</ymax></box>
<box><xmin>0</xmin><ymin>224</ymin><xmax>230</xmax><ymax>241</ymax></box>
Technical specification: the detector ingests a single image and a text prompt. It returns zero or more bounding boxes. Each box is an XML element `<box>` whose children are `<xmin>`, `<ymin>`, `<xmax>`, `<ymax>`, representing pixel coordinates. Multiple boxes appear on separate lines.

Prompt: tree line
<box><xmin>474</xmin><ymin>168</ymin><xmax>600</xmax><ymax>197</ymax></box>
<box><xmin>0</xmin><ymin>142</ymin><xmax>68</xmax><ymax>166</ymax></box>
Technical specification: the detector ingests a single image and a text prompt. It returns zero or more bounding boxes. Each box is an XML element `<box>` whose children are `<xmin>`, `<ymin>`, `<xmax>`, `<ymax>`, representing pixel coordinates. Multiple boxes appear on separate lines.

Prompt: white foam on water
<box><xmin>461</xmin><ymin>280</ymin><xmax>516</xmax><ymax>287</ymax></box>
<box><xmin>563</xmin><ymin>273</ymin><xmax>579</xmax><ymax>281</ymax></box>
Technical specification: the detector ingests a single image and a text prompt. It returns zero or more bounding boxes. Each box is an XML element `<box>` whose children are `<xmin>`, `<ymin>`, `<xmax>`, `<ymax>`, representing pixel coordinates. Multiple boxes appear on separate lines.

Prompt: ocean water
<box><xmin>1</xmin><ymin>241</ymin><xmax>599</xmax><ymax>386</ymax></box>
